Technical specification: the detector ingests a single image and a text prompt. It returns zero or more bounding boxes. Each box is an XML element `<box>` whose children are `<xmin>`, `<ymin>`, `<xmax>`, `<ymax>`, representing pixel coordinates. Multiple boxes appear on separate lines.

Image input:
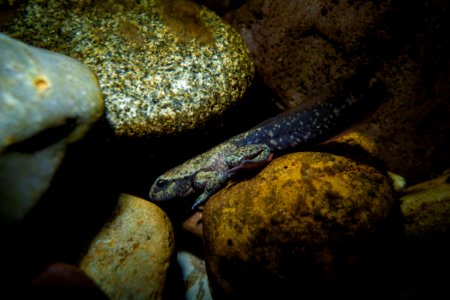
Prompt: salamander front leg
<box><xmin>191</xmin><ymin>170</ymin><xmax>227</xmax><ymax>210</ymax></box>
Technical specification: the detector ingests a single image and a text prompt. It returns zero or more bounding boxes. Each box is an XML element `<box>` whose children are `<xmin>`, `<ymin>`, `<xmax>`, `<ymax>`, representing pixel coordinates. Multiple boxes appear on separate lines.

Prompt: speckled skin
<box><xmin>149</xmin><ymin>73</ymin><xmax>386</xmax><ymax>209</ymax></box>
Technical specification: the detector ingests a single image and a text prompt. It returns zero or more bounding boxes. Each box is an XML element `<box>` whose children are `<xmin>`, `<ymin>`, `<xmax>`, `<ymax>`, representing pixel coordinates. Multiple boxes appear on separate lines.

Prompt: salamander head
<box><xmin>149</xmin><ymin>173</ymin><xmax>195</xmax><ymax>202</ymax></box>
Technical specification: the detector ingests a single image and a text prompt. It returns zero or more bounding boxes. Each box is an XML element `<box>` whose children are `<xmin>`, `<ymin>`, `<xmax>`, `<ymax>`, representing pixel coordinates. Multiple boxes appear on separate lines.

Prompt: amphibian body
<box><xmin>149</xmin><ymin>72</ymin><xmax>386</xmax><ymax>210</ymax></box>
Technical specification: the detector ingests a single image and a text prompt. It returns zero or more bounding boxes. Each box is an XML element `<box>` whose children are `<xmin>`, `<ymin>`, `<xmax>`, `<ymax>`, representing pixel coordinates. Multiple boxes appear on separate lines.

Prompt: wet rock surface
<box><xmin>0</xmin><ymin>33</ymin><xmax>104</xmax><ymax>224</ymax></box>
<box><xmin>203</xmin><ymin>152</ymin><xmax>396</xmax><ymax>299</ymax></box>
<box><xmin>1</xmin><ymin>0</ymin><xmax>254</xmax><ymax>138</ymax></box>
<box><xmin>224</xmin><ymin>0</ymin><xmax>401</xmax><ymax>109</ymax></box>
<box><xmin>400</xmin><ymin>172</ymin><xmax>450</xmax><ymax>239</ymax></box>
<box><xmin>177</xmin><ymin>251</ymin><xmax>213</xmax><ymax>300</ymax></box>
<box><xmin>80</xmin><ymin>194</ymin><xmax>175</xmax><ymax>300</ymax></box>
<box><xmin>0</xmin><ymin>1</ymin><xmax>449</xmax><ymax>299</ymax></box>
<box><xmin>225</xmin><ymin>0</ymin><xmax>450</xmax><ymax>184</ymax></box>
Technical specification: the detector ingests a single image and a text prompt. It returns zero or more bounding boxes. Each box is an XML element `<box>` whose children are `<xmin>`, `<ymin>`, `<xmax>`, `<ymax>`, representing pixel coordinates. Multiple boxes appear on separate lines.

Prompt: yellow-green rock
<box><xmin>203</xmin><ymin>152</ymin><xmax>395</xmax><ymax>299</ymax></box>
<box><xmin>80</xmin><ymin>194</ymin><xmax>175</xmax><ymax>300</ymax></box>
<box><xmin>400</xmin><ymin>172</ymin><xmax>450</xmax><ymax>239</ymax></box>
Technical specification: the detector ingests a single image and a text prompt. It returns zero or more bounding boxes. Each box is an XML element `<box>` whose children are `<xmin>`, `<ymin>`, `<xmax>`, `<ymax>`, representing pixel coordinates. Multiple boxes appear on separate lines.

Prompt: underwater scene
<box><xmin>1</xmin><ymin>0</ymin><xmax>449</xmax><ymax>299</ymax></box>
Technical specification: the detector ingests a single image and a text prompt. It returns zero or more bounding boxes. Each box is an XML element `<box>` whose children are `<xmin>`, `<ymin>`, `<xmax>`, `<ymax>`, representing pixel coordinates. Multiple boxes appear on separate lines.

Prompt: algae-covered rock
<box><xmin>203</xmin><ymin>151</ymin><xmax>395</xmax><ymax>299</ymax></box>
<box><xmin>400</xmin><ymin>172</ymin><xmax>450</xmax><ymax>239</ymax></box>
<box><xmin>1</xmin><ymin>0</ymin><xmax>254</xmax><ymax>138</ymax></box>
<box><xmin>80</xmin><ymin>194</ymin><xmax>175</xmax><ymax>300</ymax></box>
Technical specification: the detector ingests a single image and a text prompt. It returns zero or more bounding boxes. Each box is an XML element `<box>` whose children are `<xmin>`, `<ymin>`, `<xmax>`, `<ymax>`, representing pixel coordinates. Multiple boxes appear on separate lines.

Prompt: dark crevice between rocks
<box><xmin>0</xmin><ymin>119</ymin><xmax>120</xmax><ymax>297</ymax></box>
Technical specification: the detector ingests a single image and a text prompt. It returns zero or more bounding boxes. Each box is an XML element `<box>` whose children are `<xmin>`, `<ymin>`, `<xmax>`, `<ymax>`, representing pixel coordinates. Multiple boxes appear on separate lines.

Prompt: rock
<box><xmin>400</xmin><ymin>172</ymin><xmax>450</xmax><ymax>239</ymax></box>
<box><xmin>333</xmin><ymin>36</ymin><xmax>450</xmax><ymax>184</ymax></box>
<box><xmin>224</xmin><ymin>0</ymin><xmax>401</xmax><ymax>109</ymax></box>
<box><xmin>195</xmin><ymin>0</ymin><xmax>243</xmax><ymax>16</ymax></box>
<box><xmin>182</xmin><ymin>210</ymin><xmax>204</xmax><ymax>239</ymax></box>
<box><xmin>340</xmin><ymin>48</ymin><xmax>450</xmax><ymax>183</ymax></box>
<box><xmin>28</xmin><ymin>262</ymin><xmax>108</xmax><ymax>299</ymax></box>
<box><xmin>224</xmin><ymin>0</ymin><xmax>450</xmax><ymax>183</ymax></box>
<box><xmin>79</xmin><ymin>194</ymin><xmax>175</xmax><ymax>300</ymax></box>
<box><xmin>177</xmin><ymin>251</ymin><xmax>213</xmax><ymax>300</ymax></box>
<box><xmin>0</xmin><ymin>33</ymin><xmax>104</xmax><ymax>225</ymax></box>
<box><xmin>1</xmin><ymin>0</ymin><xmax>254</xmax><ymax>138</ymax></box>
<box><xmin>203</xmin><ymin>152</ymin><xmax>395</xmax><ymax>299</ymax></box>
<box><xmin>397</xmin><ymin>171</ymin><xmax>450</xmax><ymax>299</ymax></box>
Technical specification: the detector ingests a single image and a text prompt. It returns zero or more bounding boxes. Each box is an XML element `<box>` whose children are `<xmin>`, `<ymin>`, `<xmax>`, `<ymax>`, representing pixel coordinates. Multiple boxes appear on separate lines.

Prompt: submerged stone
<box><xmin>400</xmin><ymin>172</ymin><xmax>450</xmax><ymax>239</ymax></box>
<box><xmin>0</xmin><ymin>33</ymin><xmax>103</xmax><ymax>224</ymax></box>
<box><xmin>177</xmin><ymin>251</ymin><xmax>213</xmax><ymax>300</ymax></box>
<box><xmin>1</xmin><ymin>0</ymin><xmax>254</xmax><ymax>138</ymax></box>
<box><xmin>203</xmin><ymin>152</ymin><xmax>395</xmax><ymax>298</ymax></box>
<box><xmin>80</xmin><ymin>194</ymin><xmax>175</xmax><ymax>300</ymax></box>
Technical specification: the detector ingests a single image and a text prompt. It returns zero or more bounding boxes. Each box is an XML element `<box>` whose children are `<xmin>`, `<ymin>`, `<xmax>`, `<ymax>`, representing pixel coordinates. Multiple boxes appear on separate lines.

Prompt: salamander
<box><xmin>149</xmin><ymin>71</ymin><xmax>386</xmax><ymax>210</ymax></box>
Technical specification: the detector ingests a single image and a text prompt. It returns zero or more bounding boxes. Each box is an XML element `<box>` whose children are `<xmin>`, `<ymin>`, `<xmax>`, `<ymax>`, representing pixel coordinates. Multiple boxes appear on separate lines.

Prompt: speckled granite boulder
<box><xmin>203</xmin><ymin>152</ymin><xmax>395</xmax><ymax>299</ymax></box>
<box><xmin>80</xmin><ymin>194</ymin><xmax>175</xmax><ymax>300</ymax></box>
<box><xmin>225</xmin><ymin>0</ymin><xmax>450</xmax><ymax>184</ymax></box>
<box><xmin>1</xmin><ymin>0</ymin><xmax>254</xmax><ymax>138</ymax></box>
<box><xmin>0</xmin><ymin>33</ymin><xmax>104</xmax><ymax>225</ymax></box>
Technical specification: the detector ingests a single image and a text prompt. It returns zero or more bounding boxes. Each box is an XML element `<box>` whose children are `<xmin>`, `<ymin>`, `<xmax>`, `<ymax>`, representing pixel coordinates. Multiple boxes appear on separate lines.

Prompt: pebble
<box><xmin>0</xmin><ymin>33</ymin><xmax>103</xmax><ymax>224</ymax></box>
<box><xmin>177</xmin><ymin>251</ymin><xmax>213</xmax><ymax>300</ymax></box>
<box><xmin>80</xmin><ymin>194</ymin><xmax>175</xmax><ymax>300</ymax></box>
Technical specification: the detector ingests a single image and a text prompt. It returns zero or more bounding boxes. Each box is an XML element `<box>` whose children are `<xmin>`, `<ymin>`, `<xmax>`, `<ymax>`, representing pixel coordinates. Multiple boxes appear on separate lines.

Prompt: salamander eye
<box><xmin>156</xmin><ymin>179</ymin><xmax>169</xmax><ymax>189</ymax></box>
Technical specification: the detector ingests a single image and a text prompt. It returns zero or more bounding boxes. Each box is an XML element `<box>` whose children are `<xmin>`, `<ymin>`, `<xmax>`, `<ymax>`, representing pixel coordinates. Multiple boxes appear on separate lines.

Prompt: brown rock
<box><xmin>226</xmin><ymin>1</ymin><xmax>450</xmax><ymax>183</ymax></box>
<box><xmin>334</xmin><ymin>38</ymin><xmax>450</xmax><ymax>183</ymax></box>
<box><xmin>28</xmin><ymin>262</ymin><xmax>108</xmax><ymax>299</ymax></box>
<box><xmin>80</xmin><ymin>194</ymin><xmax>175</xmax><ymax>300</ymax></box>
<box><xmin>182</xmin><ymin>209</ymin><xmax>204</xmax><ymax>239</ymax></box>
<box><xmin>225</xmin><ymin>0</ymin><xmax>405</xmax><ymax>109</ymax></box>
<box><xmin>203</xmin><ymin>152</ymin><xmax>395</xmax><ymax>299</ymax></box>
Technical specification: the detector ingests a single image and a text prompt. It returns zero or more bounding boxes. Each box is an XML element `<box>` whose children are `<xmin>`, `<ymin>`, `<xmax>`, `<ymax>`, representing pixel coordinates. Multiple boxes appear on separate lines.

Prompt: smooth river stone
<box><xmin>0</xmin><ymin>33</ymin><xmax>104</xmax><ymax>224</ymax></box>
<box><xmin>1</xmin><ymin>0</ymin><xmax>254</xmax><ymax>138</ymax></box>
<box><xmin>203</xmin><ymin>152</ymin><xmax>395</xmax><ymax>299</ymax></box>
<box><xmin>80</xmin><ymin>194</ymin><xmax>175</xmax><ymax>300</ymax></box>
<box><xmin>177</xmin><ymin>251</ymin><xmax>213</xmax><ymax>300</ymax></box>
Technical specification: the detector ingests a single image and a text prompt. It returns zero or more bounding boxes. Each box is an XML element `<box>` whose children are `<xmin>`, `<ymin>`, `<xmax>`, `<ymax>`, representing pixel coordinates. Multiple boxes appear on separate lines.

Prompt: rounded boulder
<box><xmin>203</xmin><ymin>152</ymin><xmax>395</xmax><ymax>299</ymax></box>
